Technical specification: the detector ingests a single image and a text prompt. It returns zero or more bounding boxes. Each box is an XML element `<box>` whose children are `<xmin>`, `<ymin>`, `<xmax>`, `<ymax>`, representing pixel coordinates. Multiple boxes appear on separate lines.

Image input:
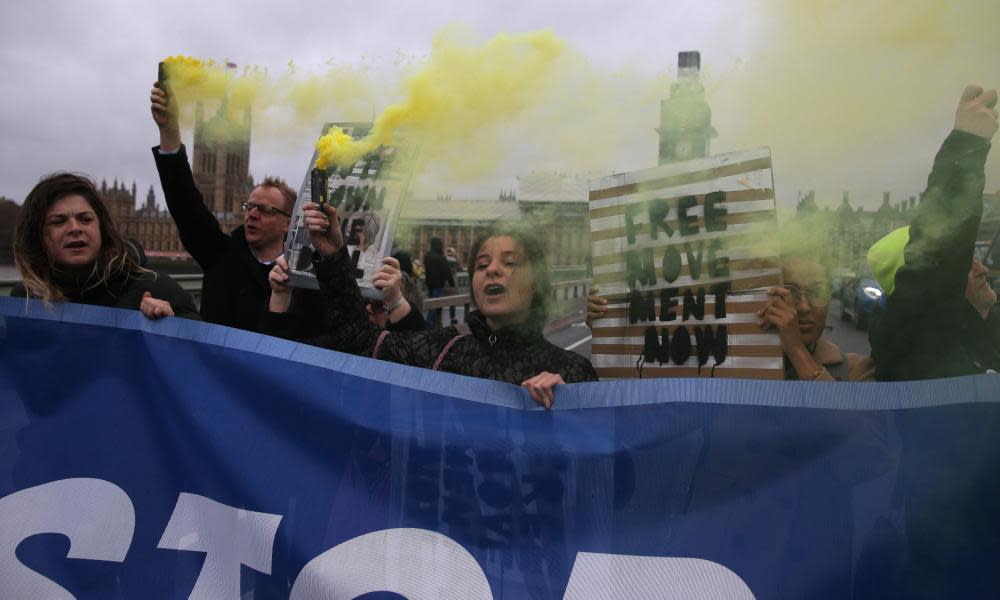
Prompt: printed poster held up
<box><xmin>284</xmin><ymin>122</ymin><xmax>414</xmax><ymax>298</ymax></box>
<box><xmin>589</xmin><ymin>148</ymin><xmax>784</xmax><ymax>380</ymax></box>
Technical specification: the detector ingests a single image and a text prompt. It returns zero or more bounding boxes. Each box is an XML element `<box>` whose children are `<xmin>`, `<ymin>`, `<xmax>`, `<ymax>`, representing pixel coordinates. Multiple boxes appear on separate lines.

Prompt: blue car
<box><xmin>839</xmin><ymin>274</ymin><xmax>887</xmax><ymax>330</ymax></box>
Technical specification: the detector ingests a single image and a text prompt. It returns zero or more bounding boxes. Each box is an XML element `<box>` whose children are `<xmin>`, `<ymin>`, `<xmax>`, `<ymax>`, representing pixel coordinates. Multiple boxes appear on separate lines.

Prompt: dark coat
<box><xmin>11</xmin><ymin>267</ymin><xmax>199</xmax><ymax>319</ymax></box>
<box><xmin>423</xmin><ymin>248</ymin><xmax>455</xmax><ymax>290</ymax></box>
<box><xmin>263</xmin><ymin>247</ymin><xmax>598</xmax><ymax>385</ymax></box>
<box><xmin>152</xmin><ymin>145</ymin><xmax>323</xmax><ymax>334</ymax></box>
<box><xmin>866</xmin><ymin>130</ymin><xmax>1000</xmax><ymax>598</ymax></box>
<box><xmin>869</xmin><ymin>130</ymin><xmax>999</xmax><ymax>380</ymax></box>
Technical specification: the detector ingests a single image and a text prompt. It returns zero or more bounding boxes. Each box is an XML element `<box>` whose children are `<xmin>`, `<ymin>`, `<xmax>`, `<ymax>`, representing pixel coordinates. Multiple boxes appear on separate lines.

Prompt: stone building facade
<box><xmin>191</xmin><ymin>101</ymin><xmax>254</xmax><ymax>234</ymax></box>
<box><xmin>0</xmin><ymin>197</ymin><xmax>19</xmax><ymax>264</ymax></box>
<box><xmin>103</xmin><ymin>100</ymin><xmax>256</xmax><ymax>260</ymax></box>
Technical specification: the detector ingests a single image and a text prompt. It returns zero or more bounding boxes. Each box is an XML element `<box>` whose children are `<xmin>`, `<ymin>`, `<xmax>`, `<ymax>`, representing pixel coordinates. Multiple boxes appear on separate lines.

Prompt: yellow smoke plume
<box><xmin>709</xmin><ymin>0</ymin><xmax>1000</xmax><ymax>207</ymax></box>
<box><xmin>162</xmin><ymin>56</ymin><xmax>264</xmax><ymax>115</ymax></box>
<box><xmin>160</xmin><ymin>55</ymin><xmax>380</xmax><ymax>145</ymax></box>
<box><xmin>313</xmin><ymin>28</ymin><xmax>567</xmax><ymax>170</ymax></box>
<box><xmin>158</xmin><ymin>35</ymin><xmax>666</xmax><ymax>195</ymax></box>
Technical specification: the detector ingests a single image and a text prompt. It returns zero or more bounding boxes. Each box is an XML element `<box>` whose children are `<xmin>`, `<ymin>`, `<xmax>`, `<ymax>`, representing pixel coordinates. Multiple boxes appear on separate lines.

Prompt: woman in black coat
<box><xmin>11</xmin><ymin>172</ymin><xmax>198</xmax><ymax>320</ymax></box>
<box><xmin>265</xmin><ymin>202</ymin><xmax>597</xmax><ymax>408</ymax></box>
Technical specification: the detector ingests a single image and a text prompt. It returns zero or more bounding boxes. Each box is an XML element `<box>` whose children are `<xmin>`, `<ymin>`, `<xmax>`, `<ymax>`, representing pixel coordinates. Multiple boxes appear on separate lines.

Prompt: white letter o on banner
<box><xmin>289</xmin><ymin>528</ymin><xmax>492</xmax><ymax>600</ymax></box>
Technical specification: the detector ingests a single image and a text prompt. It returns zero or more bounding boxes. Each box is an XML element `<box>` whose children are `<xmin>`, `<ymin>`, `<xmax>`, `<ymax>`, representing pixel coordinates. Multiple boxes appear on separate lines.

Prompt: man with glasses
<box><xmin>586</xmin><ymin>250</ymin><xmax>874</xmax><ymax>381</ymax></box>
<box><xmin>149</xmin><ymin>82</ymin><xmax>318</xmax><ymax>332</ymax></box>
<box><xmin>756</xmin><ymin>255</ymin><xmax>873</xmax><ymax>381</ymax></box>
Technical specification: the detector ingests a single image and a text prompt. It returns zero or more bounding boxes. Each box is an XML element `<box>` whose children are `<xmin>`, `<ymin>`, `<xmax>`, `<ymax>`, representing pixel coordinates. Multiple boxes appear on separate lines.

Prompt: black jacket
<box><xmin>423</xmin><ymin>249</ymin><xmax>455</xmax><ymax>290</ymax></box>
<box><xmin>869</xmin><ymin>130</ymin><xmax>999</xmax><ymax>380</ymax></box>
<box><xmin>866</xmin><ymin>130</ymin><xmax>1000</xmax><ymax>598</ymax></box>
<box><xmin>152</xmin><ymin>145</ymin><xmax>323</xmax><ymax>334</ymax></box>
<box><xmin>11</xmin><ymin>267</ymin><xmax>199</xmax><ymax>319</ymax></box>
<box><xmin>264</xmin><ymin>247</ymin><xmax>598</xmax><ymax>385</ymax></box>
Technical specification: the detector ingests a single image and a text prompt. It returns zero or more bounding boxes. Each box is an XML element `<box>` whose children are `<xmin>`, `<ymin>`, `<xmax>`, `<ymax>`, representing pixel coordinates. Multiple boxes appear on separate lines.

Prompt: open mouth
<box><xmin>484</xmin><ymin>283</ymin><xmax>506</xmax><ymax>296</ymax></box>
<box><xmin>64</xmin><ymin>240</ymin><xmax>87</xmax><ymax>249</ymax></box>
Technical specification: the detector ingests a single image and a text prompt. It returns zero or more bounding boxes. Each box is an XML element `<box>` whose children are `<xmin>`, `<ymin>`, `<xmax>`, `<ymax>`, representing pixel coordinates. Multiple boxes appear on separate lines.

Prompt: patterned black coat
<box><xmin>264</xmin><ymin>248</ymin><xmax>598</xmax><ymax>385</ymax></box>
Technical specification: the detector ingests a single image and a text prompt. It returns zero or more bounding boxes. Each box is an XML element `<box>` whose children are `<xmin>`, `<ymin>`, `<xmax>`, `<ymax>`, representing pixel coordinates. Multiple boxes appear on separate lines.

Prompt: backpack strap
<box><xmin>433</xmin><ymin>323</ymin><xmax>471</xmax><ymax>371</ymax></box>
<box><xmin>372</xmin><ymin>330</ymin><xmax>391</xmax><ymax>359</ymax></box>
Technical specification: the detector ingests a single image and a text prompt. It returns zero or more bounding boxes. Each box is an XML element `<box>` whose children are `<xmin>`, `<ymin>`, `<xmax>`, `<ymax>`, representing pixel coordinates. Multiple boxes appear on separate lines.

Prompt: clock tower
<box><xmin>658</xmin><ymin>51</ymin><xmax>717</xmax><ymax>165</ymax></box>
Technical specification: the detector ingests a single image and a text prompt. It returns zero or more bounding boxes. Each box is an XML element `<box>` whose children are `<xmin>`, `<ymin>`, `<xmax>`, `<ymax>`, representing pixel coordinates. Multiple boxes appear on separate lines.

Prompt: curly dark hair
<box><xmin>467</xmin><ymin>224</ymin><xmax>551</xmax><ymax>329</ymax></box>
<box><xmin>13</xmin><ymin>172</ymin><xmax>144</xmax><ymax>303</ymax></box>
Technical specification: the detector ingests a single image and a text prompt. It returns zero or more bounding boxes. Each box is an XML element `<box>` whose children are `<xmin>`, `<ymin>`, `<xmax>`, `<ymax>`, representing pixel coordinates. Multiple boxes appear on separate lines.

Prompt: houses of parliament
<box><xmin>0</xmin><ymin>102</ymin><xmax>252</xmax><ymax>266</ymax></box>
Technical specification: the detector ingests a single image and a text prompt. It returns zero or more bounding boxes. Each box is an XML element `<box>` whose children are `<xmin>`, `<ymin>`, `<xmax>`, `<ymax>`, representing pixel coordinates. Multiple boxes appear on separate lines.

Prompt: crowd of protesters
<box><xmin>589</xmin><ymin>85</ymin><xmax>999</xmax><ymax>381</ymax></box>
<box><xmin>8</xmin><ymin>80</ymin><xmax>998</xmax><ymax>408</ymax></box>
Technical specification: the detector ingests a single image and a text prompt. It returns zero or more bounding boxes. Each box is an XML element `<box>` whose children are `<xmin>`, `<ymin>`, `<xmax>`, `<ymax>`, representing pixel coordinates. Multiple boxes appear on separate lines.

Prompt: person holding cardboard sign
<box><xmin>587</xmin><ymin>251</ymin><xmax>875</xmax><ymax>381</ymax></box>
<box><xmin>267</xmin><ymin>202</ymin><xmax>597</xmax><ymax>408</ymax></box>
<box><xmin>757</xmin><ymin>255</ymin><xmax>874</xmax><ymax>381</ymax></box>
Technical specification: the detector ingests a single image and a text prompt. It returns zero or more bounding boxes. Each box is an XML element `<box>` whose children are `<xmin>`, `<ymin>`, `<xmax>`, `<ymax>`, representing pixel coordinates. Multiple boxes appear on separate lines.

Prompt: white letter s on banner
<box><xmin>0</xmin><ymin>478</ymin><xmax>135</xmax><ymax>600</ymax></box>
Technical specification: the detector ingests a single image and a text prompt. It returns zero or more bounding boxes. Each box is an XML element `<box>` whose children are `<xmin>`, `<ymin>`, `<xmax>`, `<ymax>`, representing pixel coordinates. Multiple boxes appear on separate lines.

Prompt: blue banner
<box><xmin>1</xmin><ymin>296</ymin><xmax>998</xmax><ymax>599</ymax></box>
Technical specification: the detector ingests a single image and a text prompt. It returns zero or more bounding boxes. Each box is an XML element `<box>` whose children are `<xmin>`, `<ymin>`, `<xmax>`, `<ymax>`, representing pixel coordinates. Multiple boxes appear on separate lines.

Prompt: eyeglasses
<box><xmin>242</xmin><ymin>202</ymin><xmax>290</xmax><ymax>218</ymax></box>
<box><xmin>783</xmin><ymin>283</ymin><xmax>830</xmax><ymax>306</ymax></box>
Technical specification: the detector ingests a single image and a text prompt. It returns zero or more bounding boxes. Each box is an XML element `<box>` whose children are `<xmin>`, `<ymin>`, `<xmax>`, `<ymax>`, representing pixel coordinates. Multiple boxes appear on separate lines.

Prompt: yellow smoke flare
<box><xmin>313</xmin><ymin>29</ymin><xmax>567</xmax><ymax>170</ymax></box>
<box><xmin>159</xmin><ymin>55</ymin><xmax>379</xmax><ymax>146</ymax></box>
<box><xmin>162</xmin><ymin>56</ymin><xmax>249</xmax><ymax>107</ymax></box>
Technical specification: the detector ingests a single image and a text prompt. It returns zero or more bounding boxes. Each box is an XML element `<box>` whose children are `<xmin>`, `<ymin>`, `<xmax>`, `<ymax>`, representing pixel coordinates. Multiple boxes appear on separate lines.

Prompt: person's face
<box><xmin>243</xmin><ymin>186</ymin><xmax>290</xmax><ymax>248</ymax></box>
<box><xmin>965</xmin><ymin>259</ymin><xmax>997</xmax><ymax>314</ymax></box>
<box><xmin>472</xmin><ymin>236</ymin><xmax>534</xmax><ymax>328</ymax></box>
<box><xmin>43</xmin><ymin>194</ymin><xmax>102</xmax><ymax>270</ymax></box>
<box><xmin>782</xmin><ymin>257</ymin><xmax>830</xmax><ymax>347</ymax></box>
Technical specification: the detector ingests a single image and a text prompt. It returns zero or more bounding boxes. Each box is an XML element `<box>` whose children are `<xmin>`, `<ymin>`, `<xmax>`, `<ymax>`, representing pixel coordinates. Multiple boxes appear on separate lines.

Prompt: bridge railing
<box><xmin>0</xmin><ymin>275</ymin><xmax>591</xmax><ymax>330</ymax></box>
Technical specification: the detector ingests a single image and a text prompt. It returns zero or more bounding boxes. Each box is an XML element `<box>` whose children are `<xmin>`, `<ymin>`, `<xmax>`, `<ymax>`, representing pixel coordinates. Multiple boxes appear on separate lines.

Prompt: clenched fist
<box><xmin>954</xmin><ymin>84</ymin><xmax>998</xmax><ymax>140</ymax></box>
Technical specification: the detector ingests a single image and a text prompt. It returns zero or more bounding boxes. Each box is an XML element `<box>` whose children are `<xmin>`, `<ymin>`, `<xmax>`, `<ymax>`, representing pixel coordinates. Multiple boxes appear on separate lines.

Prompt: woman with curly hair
<box><xmin>11</xmin><ymin>172</ymin><xmax>198</xmax><ymax>320</ymax></box>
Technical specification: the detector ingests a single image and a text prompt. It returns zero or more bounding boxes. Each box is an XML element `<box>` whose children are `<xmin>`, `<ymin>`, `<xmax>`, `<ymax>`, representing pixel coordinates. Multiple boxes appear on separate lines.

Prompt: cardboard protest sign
<box><xmin>284</xmin><ymin>123</ymin><xmax>412</xmax><ymax>297</ymax></box>
<box><xmin>589</xmin><ymin>148</ymin><xmax>783</xmax><ymax>379</ymax></box>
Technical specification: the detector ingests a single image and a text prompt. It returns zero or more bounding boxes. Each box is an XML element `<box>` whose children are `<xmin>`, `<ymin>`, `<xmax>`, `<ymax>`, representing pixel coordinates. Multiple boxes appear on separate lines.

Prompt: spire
<box><xmin>658</xmin><ymin>51</ymin><xmax>716</xmax><ymax>165</ymax></box>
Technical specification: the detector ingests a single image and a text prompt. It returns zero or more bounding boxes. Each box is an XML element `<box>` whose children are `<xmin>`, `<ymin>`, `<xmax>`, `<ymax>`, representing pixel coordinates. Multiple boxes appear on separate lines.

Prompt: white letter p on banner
<box><xmin>564</xmin><ymin>552</ymin><xmax>757</xmax><ymax>600</ymax></box>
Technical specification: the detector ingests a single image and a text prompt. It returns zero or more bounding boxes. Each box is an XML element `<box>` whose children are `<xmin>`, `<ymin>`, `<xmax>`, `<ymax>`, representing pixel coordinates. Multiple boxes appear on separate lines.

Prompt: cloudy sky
<box><xmin>2</xmin><ymin>0</ymin><xmax>998</xmax><ymax>214</ymax></box>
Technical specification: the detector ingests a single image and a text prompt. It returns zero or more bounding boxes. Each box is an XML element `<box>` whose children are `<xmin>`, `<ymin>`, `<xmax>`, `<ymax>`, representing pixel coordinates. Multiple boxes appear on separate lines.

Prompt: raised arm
<box><xmin>892</xmin><ymin>86</ymin><xmax>996</xmax><ymax>312</ymax></box>
<box><xmin>149</xmin><ymin>82</ymin><xmax>229</xmax><ymax>270</ymax></box>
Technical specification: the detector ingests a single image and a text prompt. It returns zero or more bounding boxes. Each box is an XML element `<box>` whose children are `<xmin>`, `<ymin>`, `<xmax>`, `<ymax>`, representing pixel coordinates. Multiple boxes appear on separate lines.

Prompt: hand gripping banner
<box><xmin>1</xmin><ymin>297</ymin><xmax>998</xmax><ymax>599</ymax></box>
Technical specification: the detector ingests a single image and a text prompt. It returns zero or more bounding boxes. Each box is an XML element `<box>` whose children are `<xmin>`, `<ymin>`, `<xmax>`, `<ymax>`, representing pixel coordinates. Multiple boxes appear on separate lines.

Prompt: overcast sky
<box><xmin>2</xmin><ymin>0</ymin><xmax>998</xmax><ymax>214</ymax></box>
